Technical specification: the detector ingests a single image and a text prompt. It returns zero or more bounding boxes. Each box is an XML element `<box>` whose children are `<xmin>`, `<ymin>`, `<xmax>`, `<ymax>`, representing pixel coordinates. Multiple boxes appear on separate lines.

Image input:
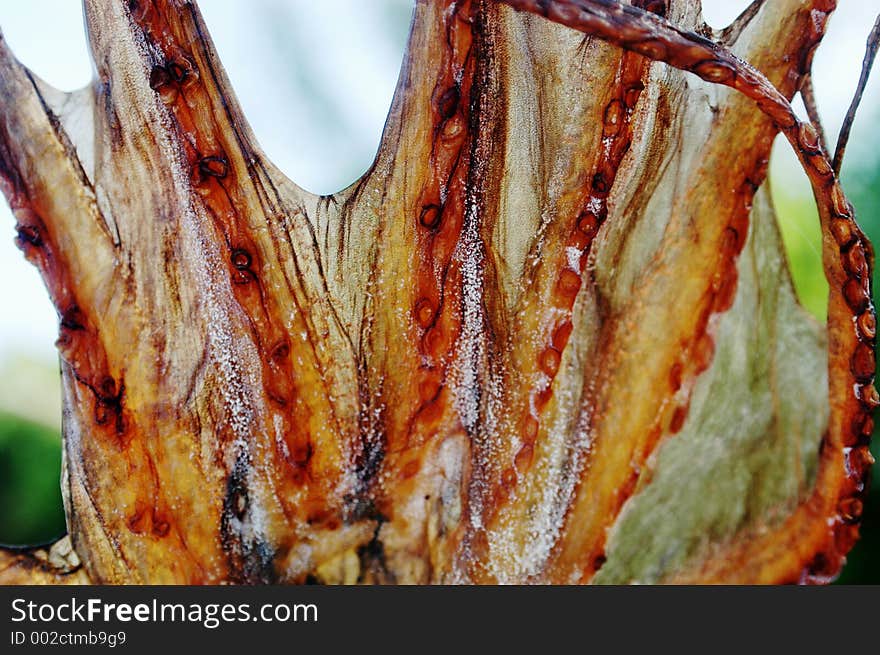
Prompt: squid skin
<box><xmin>0</xmin><ymin>0</ymin><xmax>872</xmax><ymax>584</ymax></box>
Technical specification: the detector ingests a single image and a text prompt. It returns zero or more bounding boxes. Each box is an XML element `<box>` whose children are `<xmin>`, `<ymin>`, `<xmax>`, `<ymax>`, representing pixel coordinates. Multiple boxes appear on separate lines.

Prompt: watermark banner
<box><xmin>2</xmin><ymin>586</ymin><xmax>877</xmax><ymax>651</ymax></box>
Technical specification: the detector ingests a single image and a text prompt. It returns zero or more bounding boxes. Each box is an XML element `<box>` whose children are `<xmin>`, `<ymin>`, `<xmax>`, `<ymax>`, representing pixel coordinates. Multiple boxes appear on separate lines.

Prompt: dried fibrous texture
<box><xmin>0</xmin><ymin>0</ymin><xmax>873</xmax><ymax>584</ymax></box>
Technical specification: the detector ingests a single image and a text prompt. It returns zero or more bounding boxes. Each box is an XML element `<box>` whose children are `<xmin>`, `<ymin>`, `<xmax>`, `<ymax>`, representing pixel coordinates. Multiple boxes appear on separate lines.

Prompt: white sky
<box><xmin>0</xmin><ymin>0</ymin><xmax>878</xmax><ymax>367</ymax></box>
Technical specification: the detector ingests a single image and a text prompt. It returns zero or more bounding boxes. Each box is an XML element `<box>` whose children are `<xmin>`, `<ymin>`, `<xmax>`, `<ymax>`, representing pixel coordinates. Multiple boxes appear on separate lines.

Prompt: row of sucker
<box><xmin>483</xmin><ymin>2</ymin><xmax>663</xmax><ymax>555</ymax></box>
<box><xmin>0</xmin><ymin>21</ymin><xmax>180</xmax><ymax>572</ymax></box>
<box><xmin>131</xmin><ymin>0</ymin><xmax>331</xmax><ymax>582</ymax></box>
<box><xmin>407</xmin><ymin>0</ymin><xmax>475</xmax><ymax>456</ymax></box>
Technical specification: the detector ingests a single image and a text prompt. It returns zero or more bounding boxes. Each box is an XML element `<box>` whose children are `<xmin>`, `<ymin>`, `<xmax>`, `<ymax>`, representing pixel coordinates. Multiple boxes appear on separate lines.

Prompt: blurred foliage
<box><xmin>773</xmin><ymin>174</ymin><xmax>828</xmax><ymax>321</ymax></box>
<box><xmin>0</xmin><ymin>410</ymin><xmax>65</xmax><ymax>546</ymax></box>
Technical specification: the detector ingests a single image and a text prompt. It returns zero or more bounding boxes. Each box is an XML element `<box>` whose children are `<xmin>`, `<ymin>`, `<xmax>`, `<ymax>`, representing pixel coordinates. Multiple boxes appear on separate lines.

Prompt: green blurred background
<box><xmin>0</xmin><ymin>1</ymin><xmax>878</xmax><ymax>583</ymax></box>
